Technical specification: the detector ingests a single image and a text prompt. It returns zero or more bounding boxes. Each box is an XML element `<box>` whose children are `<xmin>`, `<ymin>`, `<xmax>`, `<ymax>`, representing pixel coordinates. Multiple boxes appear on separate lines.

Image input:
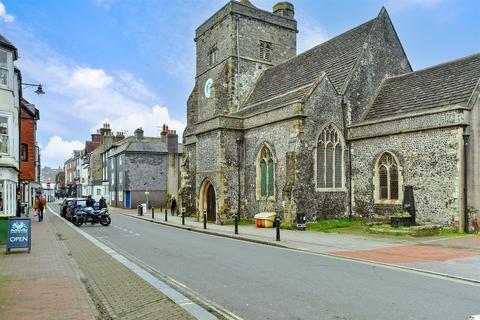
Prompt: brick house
<box><xmin>19</xmin><ymin>98</ymin><xmax>40</xmax><ymax>207</ymax></box>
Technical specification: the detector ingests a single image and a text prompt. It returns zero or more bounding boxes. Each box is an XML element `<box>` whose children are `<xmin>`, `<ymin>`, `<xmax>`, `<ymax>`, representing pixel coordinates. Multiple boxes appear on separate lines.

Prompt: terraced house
<box><xmin>181</xmin><ymin>0</ymin><xmax>480</xmax><ymax>230</ymax></box>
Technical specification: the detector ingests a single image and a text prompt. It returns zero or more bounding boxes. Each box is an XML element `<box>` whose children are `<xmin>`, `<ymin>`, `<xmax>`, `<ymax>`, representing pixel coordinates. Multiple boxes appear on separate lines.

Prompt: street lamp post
<box><xmin>22</xmin><ymin>83</ymin><xmax>45</xmax><ymax>95</ymax></box>
<box><xmin>235</xmin><ymin>137</ymin><xmax>243</xmax><ymax>235</ymax></box>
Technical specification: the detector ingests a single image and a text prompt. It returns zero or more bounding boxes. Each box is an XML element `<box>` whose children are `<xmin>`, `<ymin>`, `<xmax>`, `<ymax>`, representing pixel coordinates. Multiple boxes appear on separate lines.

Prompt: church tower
<box><xmin>181</xmin><ymin>1</ymin><xmax>297</xmax><ymax>221</ymax></box>
<box><xmin>191</xmin><ymin>0</ymin><xmax>297</xmax><ymax>123</ymax></box>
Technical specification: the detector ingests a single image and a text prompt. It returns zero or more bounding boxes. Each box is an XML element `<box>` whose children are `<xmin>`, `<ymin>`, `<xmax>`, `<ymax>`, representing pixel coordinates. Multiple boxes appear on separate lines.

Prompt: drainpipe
<box><xmin>341</xmin><ymin>98</ymin><xmax>353</xmax><ymax>220</ymax></box>
<box><xmin>463</xmin><ymin>128</ymin><xmax>470</xmax><ymax>233</ymax></box>
<box><xmin>235</xmin><ymin>15</ymin><xmax>241</xmax><ymax>111</ymax></box>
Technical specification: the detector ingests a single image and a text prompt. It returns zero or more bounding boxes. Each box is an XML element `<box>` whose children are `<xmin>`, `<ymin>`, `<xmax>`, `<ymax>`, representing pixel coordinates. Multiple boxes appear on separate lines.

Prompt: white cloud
<box><xmin>42</xmin><ymin>136</ymin><xmax>84</xmax><ymax>168</ymax></box>
<box><xmin>69</xmin><ymin>67</ymin><xmax>113</xmax><ymax>89</ymax></box>
<box><xmin>0</xmin><ymin>1</ymin><xmax>14</xmax><ymax>23</ymax></box>
<box><xmin>94</xmin><ymin>104</ymin><xmax>185</xmax><ymax>138</ymax></box>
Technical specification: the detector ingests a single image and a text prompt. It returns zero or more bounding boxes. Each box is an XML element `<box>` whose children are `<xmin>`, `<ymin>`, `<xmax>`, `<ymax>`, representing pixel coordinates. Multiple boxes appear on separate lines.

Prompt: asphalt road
<box><xmin>76</xmin><ymin>211</ymin><xmax>480</xmax><ymax>320</ymax></box>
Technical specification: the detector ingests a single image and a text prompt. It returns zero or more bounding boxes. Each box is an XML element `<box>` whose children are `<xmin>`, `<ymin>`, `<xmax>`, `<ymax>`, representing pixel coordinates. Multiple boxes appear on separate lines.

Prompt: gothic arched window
<box><xmin>316</xmin><ymin>124</ymin><xmax>344</xmax><ymax>190</ymax></box>
<box><xmin>376</xmin><ymin>152</ymin><xmax>400</xmax><ymax>201</ymax></box>
<box><xmin>257</xmin><ymin>145</ymin><xmax>275</xmax><ymax>198</ymax></box>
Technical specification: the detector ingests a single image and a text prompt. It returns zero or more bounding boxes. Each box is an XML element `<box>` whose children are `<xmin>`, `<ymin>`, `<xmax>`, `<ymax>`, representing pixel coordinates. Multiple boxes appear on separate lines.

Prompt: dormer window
<box><xmin>259</xmin><ymin>41</ymin><xmax>271</xmax><ymax>61</ymax></box>
<box><xmin>208</xmin><ymin>45</ymin><xmax>218</xmax><ymax>66</ymax></box>
<box><xmin>0</xmin><ymin>51</ymin><xmax>8</xmax><ymax>87</ymax></box>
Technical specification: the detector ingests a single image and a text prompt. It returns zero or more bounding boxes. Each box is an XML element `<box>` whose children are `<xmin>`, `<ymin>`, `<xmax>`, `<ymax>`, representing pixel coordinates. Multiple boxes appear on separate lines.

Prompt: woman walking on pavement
<box><xmin>38</xmin><ymin>195</ymin><xmax>46</xmax><ymax>222</ymax></box>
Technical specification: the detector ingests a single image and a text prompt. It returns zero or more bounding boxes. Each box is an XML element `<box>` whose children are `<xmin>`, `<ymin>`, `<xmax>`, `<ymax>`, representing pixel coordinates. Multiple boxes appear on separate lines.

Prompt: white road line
<box><xmin>47</xmin><ymin>205</ymin><xmax>219</xmax><ymax>320</ymax></box>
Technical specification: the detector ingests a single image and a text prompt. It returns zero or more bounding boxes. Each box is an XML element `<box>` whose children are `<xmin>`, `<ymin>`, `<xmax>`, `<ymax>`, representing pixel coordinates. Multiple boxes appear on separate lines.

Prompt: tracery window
<box><xmin>257</xmin><ymin>145</ymin><xmax>275</xmax><ymax>198</ymax></box>
<box><xmin>316</xmin><ymin>124</ymin><xmax>344</xmax><ymax>190</ymax></box>
<box><xmin>377</xmin><ymin>152</ymin><xmax>399</xmax><ymax>200</ymax></box>
<box><xmin>208</xmin><ymin>45</ymin><xmax>218</xmax><ymax>66</ymax></box>
<box><xmin>259</xmin><ymin>41</ymin><xmax>271</xmax><ymax>61</ymax></box>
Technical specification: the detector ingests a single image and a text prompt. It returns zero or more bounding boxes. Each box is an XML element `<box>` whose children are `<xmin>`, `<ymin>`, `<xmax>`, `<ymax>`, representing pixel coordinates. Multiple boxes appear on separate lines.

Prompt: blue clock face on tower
<box><xmin>205</xmin><ymin>78</ymin><xmax>213</xmax><ymax>98</ymax></box>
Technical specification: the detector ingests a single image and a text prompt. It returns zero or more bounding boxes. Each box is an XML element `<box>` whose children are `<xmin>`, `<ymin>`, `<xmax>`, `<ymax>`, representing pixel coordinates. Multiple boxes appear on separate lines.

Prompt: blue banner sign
<box><xmin>6</xmin><ymin>218</ymin><xmax>31</xmax><ymax>254</ymax></box>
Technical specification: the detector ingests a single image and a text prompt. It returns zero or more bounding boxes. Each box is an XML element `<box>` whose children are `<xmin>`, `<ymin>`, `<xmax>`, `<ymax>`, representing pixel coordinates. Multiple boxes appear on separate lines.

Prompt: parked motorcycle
<box><xmin>72</xmin><ymin>206</ymin><xmax>111</xmax><ymax>227</ymax></box>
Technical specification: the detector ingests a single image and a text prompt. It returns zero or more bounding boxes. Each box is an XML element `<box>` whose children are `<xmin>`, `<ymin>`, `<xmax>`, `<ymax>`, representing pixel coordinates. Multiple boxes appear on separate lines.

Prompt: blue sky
<box><xmin>0</xmin><ymin>0</ymin><xmax>478</xmax><ymax>167</ymax></box>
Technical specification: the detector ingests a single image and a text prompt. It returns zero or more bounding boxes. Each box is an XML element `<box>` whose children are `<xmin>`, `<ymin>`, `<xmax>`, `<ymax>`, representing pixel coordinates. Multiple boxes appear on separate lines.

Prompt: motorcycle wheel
<box><xmin>100</xmin><ymin>216</ymin><xmax>111</xmax><ymax>226</ymax></box>
<box><xmin>72</xmin><ymin>217</ymin><xmax>83</xmax><ymax>227</ymax></box>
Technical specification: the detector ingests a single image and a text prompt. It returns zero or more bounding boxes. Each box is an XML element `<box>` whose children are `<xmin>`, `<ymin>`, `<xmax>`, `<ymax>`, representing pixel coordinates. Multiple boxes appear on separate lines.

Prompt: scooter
<box><xmin>72</xmin><ymin>206</ymin><xmax>111</xmax><ymax>227</ymax></box>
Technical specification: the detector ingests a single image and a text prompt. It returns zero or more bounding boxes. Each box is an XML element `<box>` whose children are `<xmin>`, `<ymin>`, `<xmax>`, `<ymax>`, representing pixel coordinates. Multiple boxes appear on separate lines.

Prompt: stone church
<box><xmin>180</xmin><ymin>0</ymin><xmax>480</xmax><ymax>230</ymax></box>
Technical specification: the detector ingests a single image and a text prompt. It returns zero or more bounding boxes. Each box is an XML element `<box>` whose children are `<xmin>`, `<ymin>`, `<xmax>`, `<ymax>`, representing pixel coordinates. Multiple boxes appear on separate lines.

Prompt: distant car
<box><xmin>63</xmin><ymin>198</ymin><xmax>87</xmax><ymax>221</ymax></box>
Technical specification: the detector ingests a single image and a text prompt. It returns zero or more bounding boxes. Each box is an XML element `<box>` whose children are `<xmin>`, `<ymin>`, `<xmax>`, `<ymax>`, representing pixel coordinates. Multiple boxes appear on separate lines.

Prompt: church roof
<box><xmin>241</xmin><ymin>17</ymin><xmax>377</xmax><ymax>112</ymax></box>
<box><xmin>364</xmin><ymin>53</ymin><xmax>480</xmax><ymax>120</ymax></box>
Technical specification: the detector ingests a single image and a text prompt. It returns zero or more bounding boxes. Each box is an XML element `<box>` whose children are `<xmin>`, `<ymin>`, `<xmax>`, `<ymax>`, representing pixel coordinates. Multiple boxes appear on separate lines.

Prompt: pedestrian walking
<box><xmin>170</xmin><ymin>196</ymin><xmax>177</xmax><ymax>216</ymax></box>
<box><xmin>34</xmin><ymin>195</ymin><xmax>39</xmax><ymax>217</ymax></box>
<box><xmin>38</xmin><ymin>195</ymin><xmax>46</xmax><ymax>222</ymax></box>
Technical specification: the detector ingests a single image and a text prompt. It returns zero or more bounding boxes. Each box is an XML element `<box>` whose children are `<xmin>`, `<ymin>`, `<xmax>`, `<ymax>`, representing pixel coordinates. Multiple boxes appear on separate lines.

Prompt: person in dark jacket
<box><xmin>99</xmin><ymin>196</ymin><xmax>107</xmax><ymax>209</ymax></box>
<box><xmin>86</xmin><ymin>195</ymin><xmax>95</xmax><ymax>207</ymax></box>
<box><xmin>170</xmin><ymin>196</ymin><xmax>177</xmax><ymax>216</ymax></box>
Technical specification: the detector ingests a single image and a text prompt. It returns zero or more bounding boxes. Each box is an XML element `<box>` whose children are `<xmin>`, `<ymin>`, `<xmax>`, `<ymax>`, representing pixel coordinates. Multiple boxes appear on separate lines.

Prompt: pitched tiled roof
<box><xmin>233</xmin><ymin>86</ymin><xmax>310</xmax><ymax>117</ymax></box>
<box><xmin>242</xmin><ymin>18</ymin><xmax>376</xmax><ymax>110</ymax></box>
<box><xmin>0</xmin><ymin>33</ymin><xmax>18</xmax><ymax>59</ymax></box>
<box><xmin>108</xmin><ymin>136</ymin><xmax>184</xmax><ymax>156</ymax></box>
<box><xmin>364</xmin><ymin>53</ymin><xmax>480</xmax><ymax>120</ymax></box>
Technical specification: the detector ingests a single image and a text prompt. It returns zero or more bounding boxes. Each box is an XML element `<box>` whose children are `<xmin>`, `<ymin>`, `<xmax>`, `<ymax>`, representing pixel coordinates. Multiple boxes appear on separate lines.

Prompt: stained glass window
<box><xmin>316</xmin><ymin>124</ymin><xmax>344</xmax><ymax>189</ymax></box>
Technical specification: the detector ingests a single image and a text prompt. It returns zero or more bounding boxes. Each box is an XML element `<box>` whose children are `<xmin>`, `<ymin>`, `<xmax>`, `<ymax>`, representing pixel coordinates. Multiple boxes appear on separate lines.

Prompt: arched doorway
<box><xmin>199</xmin><ymin>179</ymin><xmax>216</xmax><ymax>222</ymax></box>
<box><xmin>206</xmin><ymin>184</ymin><xmax>216</xmax><ymax>221</ymax></box>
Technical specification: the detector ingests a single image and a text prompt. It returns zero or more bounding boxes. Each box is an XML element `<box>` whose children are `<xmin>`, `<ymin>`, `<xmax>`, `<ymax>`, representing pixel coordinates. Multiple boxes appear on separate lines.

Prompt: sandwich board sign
<box><xmin>6</xmin><ymin>218</ymin><xmax>31</xmax><ymax>254</ymax></box>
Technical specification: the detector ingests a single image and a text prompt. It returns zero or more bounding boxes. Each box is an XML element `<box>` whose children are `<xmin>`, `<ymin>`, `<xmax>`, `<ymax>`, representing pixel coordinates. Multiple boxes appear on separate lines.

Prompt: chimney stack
<box><xmin>134</xmin><ymin>127</ymin><xmax>144</xmax><ymax>140</ymax></box>
<box><xmin>166</xmin><ymin>129</ymin><xmax>178</xmax><ymax>154</ymax></box>
<box><xmin>273</xmin><ymin>2</ymin><xmax>294</xmax><ymax>19</ymax></box>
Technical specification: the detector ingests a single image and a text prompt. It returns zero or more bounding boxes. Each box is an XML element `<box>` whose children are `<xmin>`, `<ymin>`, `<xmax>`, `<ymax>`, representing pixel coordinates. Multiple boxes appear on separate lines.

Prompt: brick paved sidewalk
<box><xmin>0</xmin><ymin>211</ymin><xmax>97</xmax><ymax>320</ymax></box>
<box><xmin>48</xmin><ymin>210</ymin><xmax>196</xmax><ymax>320</ymax></box>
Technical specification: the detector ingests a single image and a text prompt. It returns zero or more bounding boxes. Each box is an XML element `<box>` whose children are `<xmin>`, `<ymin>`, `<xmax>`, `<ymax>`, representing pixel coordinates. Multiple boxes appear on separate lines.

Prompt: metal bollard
<box><xmin>151</xmin><ymin>207</ymin><xmax>154</xmax><ymax>219</ymax></box>
<box><xmin>165</xmin><ymin>209</ymin><xmax>168</xmax><ymax>222</ymax></box>
<box><xmin>234</xmin><ymin>213</ymin><xmax>239</xmax><ymax>235</ymax></box>
<box><xmin>181</xmin><ymin>208</ymin><xmax>185</xmax><ymax>225</ymax></box>
<box><xmin>275</xmin><ymin>210</ymin><xmax>281</xmax><ymax>241</ymax></box>
<box><xmin>203</xmin><ymin>211</ymin><xmax>207</xmax><ymax>229</ymax></box>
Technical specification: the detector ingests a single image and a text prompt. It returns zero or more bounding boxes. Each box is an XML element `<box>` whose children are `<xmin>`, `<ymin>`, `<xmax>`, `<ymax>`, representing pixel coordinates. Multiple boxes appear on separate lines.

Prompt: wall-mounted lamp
<box><xmin>22</xmin><ymin>83</ymin><xmax>45</xmax><ymax>95</ymax></box>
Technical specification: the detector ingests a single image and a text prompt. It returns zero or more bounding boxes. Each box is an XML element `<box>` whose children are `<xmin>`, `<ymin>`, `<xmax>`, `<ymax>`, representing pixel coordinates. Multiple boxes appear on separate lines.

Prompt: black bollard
<box><xmin>182</xmin><ymin>209</ymin><xmax>185</xmax><ymax>225</ymax></box>
<box><xmin>203</xmin><ymin>212</ymin><xmax>207</xmax><ymax>229</ymax></box>
<box><xmin>275</xmin><ymin>210</ymin><xmax>281</xmax><ymax>241</ymax></box>
<box><xmin>234</xmin><ymin>213</ymin><xmax>239</xmax><ymax>235</ymax></box>
<box><xmin>152</xmin><ymin>207</ymin><xmax>154</xmax><ymax>219</ymax></box>
<box><xmin>165</xmin><ymin>209</ymin><xmax>167</xmax><ymax>222</ymax></box>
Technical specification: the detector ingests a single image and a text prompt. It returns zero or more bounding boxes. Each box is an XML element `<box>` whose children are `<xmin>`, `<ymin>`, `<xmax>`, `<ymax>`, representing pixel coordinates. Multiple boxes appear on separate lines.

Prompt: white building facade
<box><xmin>0</xmin><ymin>35</ymin><xmax>20</xmax><ymax>217</ymax></box>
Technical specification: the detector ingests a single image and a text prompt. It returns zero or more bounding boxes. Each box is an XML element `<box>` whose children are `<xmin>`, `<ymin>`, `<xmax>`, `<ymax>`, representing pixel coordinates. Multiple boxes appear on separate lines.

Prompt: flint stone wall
<box><xmin>351</xmin><ymin>127</ymin><xmax>462</xmax><ymax>226</ymax></box>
